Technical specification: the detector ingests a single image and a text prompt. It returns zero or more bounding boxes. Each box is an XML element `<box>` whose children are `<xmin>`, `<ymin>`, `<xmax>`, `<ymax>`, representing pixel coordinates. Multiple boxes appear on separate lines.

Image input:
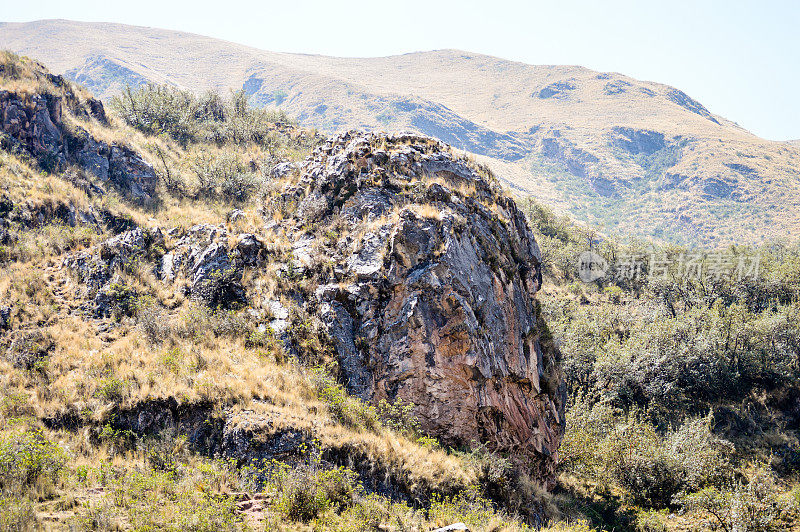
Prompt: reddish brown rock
<box><xmin>282</xmin><ymin>131</ymin><xmax>566</xmax><ymax>485</ymax></box>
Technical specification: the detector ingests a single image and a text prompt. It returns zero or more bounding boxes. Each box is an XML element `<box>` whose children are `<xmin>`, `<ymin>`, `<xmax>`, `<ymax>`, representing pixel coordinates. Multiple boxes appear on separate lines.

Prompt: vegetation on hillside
<box><xmin>0</xmin><ymin>54</ymin><xmax>552</xmax><ymax>530</ymax></box>
<box><xmin>525</xmin><ymin>199</ymin><xmax>800</xmax><ymax>530</ymax></box>
<box><xmin>2</xmin><ymin>50</ymin><xmax>799</xmax><ymax>531</ymax></box>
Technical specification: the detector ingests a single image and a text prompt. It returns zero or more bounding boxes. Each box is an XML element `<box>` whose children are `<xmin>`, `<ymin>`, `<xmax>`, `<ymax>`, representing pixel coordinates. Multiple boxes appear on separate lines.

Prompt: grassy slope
<box><xmin>0</xmin><ymin>55</ymin><xmax>560</xmax><ymax>531</ymax></box>
<box><xmin>1</xmin><ymin>20</ymin><xmax>799</xmax><ymax>246</ymax></box>
<box><xmin>2</xmin><ymin>50</ymin><xmax>799</xmax><ymax>532</ymax></box>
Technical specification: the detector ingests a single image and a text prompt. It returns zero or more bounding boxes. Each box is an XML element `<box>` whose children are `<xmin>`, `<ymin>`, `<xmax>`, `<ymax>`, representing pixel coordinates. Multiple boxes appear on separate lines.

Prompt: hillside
<box><xmin>1</xmin><ymin>51</ymin><xmax>799</xmax><ymax>532</ymax></box>
<box><xmin>0</xmin><ymin>52</ymin><xmax>567</xmax><ymax>530</ymax></box>
<box><xmin>1</xmin><ymin>19</ymin><xmax>799</xmax><ymax>246</ymax></box>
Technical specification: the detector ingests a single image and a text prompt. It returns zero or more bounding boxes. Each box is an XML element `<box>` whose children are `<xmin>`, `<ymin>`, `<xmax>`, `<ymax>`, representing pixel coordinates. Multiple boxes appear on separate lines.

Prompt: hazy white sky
<box><xmin>4</xmin><ymin>0</ymin><xmax>799</xmax><ymax>140</ymax></box>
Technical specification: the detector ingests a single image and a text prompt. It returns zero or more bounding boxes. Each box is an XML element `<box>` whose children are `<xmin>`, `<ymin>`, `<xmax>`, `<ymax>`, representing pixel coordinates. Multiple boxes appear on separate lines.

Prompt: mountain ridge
<box><xmin>2</xmin><ymin>19</ymin><xmax>798</xmax><ymax>246</ymax></box>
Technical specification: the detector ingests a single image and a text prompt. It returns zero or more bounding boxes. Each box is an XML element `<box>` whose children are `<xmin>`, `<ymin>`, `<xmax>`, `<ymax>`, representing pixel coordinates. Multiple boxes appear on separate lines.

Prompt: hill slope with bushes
<box><xmin>1</xmin><ymin>51</ymin><xmax>799</xmax><ymax>532</ymax></box>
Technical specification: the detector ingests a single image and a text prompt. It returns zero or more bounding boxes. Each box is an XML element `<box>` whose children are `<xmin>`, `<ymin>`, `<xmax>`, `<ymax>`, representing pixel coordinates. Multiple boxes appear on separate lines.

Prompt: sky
<box><xmin>3</xmin><ymin>0</ymin><xmax>799</xmax><ymax>140</ymax></box>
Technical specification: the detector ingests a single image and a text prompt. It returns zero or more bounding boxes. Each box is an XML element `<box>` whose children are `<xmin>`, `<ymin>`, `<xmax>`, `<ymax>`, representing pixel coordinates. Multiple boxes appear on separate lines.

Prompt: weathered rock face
<box><xmin>0</xmin><ymin>89</ymin><xmax>157</xmax><ymax>203</ymax></box>
<box><xmin>275</xmin><ymin>131</ymin><xmax>566</xmax><ymax>483</ymax></box>
<box><xmin>58</xmin><ymin>129</ymin><xmax>565</xmax><ymax>485</ymax></box>
<box><xmin>64</xmin><ymin>224</ymin><xmax>264</xmax><ymax>315</ymax></box>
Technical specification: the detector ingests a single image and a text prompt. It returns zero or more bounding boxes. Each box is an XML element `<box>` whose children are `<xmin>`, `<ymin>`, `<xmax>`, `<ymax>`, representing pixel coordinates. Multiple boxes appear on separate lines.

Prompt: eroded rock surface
<box><xmin>0</xmin><ymin>89</ymin><xmax>157</xmax><ymax>203</ymax></box>
<box><xmin>59</xmin><ymin>130</ymin><xmax>565</xmax><ymax>486</ymax></box>
<box><xmin>274</xmin><ymin>131</ymin><xmax>566</xmax><ymax>483</ymax></box>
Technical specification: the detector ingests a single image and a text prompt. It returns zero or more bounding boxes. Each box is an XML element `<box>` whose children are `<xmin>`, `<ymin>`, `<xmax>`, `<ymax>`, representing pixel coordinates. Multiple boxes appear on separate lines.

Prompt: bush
<box><xmin>599</xmin><ymin>418</ymin><xmax>681</xmax><ymax>507</ymax></box>
<box><xmin>428</xmin><ymin>486</ymin><xmax>502</xmax><ymax>529</ymax></box>
<box><xmin>268</xmin><ymin>444</ymin><xmax>361</xmax><ymax>523</ymax></box>
<box><xmin>191</xmin><ymin>150</ymin><xmax>259</xmax><ymax>202</ymax></box>
<box><xmin>676</xmin><ymin>466</ymin><xmax>795</xmax><ymax>532</ymax></box>
<box><xmin>0</xmin><ymin>428</ymin><xmax>67</xmax><ymax>494</ymax></box>
<box><xmin>313</xmin><ymin>369</ymin><xmax>380</xmax><ymax>431</ymax></box>
<box><xmin>95</xmin><ymin>376</ymin><xmax>127</xmax><ymax>403</ymax></box>
<box><xmin>136</xmin><ymin>297</ymin><xmax>170</xmax><ymax>344</ymax></box>
<box><xmin>0</xmin><ymin>496</ymin><xmax>37</xmax><ymax>531</ymax></box>
<box><xmin>377</xmin><ymin>398</ymin><xmax>420</xmax><ymax>436</ymax></box>
<box><xmin>562</xmin><ymin>402</ymin><xmax>733</xmax><ymax>508</ymax></box>
<box><xmin>111</xmin><ymin>84</ymin><xmax>288</xmax><ymax>148</ymax></box>
<box><xmin>111</xmin><ymin>467</ymin><xmax>243</xmax><ymax>532</ymax></box>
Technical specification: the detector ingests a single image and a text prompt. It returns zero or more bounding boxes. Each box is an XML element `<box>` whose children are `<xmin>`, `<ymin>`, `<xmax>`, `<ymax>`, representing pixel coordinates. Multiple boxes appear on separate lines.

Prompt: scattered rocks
<box><xmin>63</xmin><ymin>228</ymin><xmax>163</xmax><ymax>316</ymax></box>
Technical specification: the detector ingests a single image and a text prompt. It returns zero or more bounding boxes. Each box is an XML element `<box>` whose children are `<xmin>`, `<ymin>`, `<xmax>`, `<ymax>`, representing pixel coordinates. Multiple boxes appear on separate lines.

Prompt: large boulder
<box><xmin>274</xmin><ymin>131</ymin><xmax>566</xmax><ymax>485</ymax></box>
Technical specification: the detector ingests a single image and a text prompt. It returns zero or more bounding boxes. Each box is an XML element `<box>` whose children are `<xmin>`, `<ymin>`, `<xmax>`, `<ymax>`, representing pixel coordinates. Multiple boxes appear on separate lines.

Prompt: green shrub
<box><xmin>313</xmin><ymin>368</ymin><xmax>380</xmax><ymax>431</ymax></box>
<box><xmin>428</xmin><ymin>486</ymin><xmax>503</xmax><ymax>529</ymax></box>
<box><xmin>676</xmin><ymin>466</ymin><xmax>794</xmax><ymax>532</ymax></box>
<box><xmin>111</xmin><ymin>84</ymin><xmax>288</xmax><ymax>148</ymax></box>
<box><xmin>110</xmin><ymin>467</ymin><xmax>243</xmax><ymax>532</ymax></box>
<box><xmin>0</xmin><ymin>428</ymin><xmax>67</xmax><ymax>494</ymax></box>
<box><xmin>95</xmin><ymin>376</ymin><xmax>127</xmax><ymax>403</ymax></box>
<box><xmin>191</xmin><ymin>150</ymin><xmax>259</xmax><ymax>202</ymax></box>
<box><xmin>562</xmin><ymin>402</ymin><xmax>733</xmax><ymax>508</ymax></box>
<box><xmin>634</xmin><ymin>509</ymin><xmax>669</xmax><ymax>532</ymax></box>
<box><xmin>268</xmin><ymin>447</ymin><xmax>361</xmax><ymax>523</ymax></box>
<box><xmin>0</xmin><ymin>496</ymin><xmax>37</xmax><ymax>531</ymax></box>
<box><xmin>377</xmin><ymin>398</ymin><xmax>420</xmax><ymax>436</ymax></box>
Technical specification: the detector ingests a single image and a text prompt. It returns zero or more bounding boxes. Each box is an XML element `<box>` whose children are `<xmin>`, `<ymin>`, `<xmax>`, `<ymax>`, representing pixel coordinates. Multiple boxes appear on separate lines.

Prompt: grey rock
<box><xmin>0</xmin><ymin>89</ymin><xmax>157</xmax><ymax>202</ymax></box>
<box><xmin>227</xmin><ymin>209</ymin><xmax>245</xmax><ymax>223</ymax></box>
<box><xmin>432</xmin><ymin>524</ymin><xmax>469</xmax><ymax>532</ymax></box>
<box><xmin>109</xmin><ymin>145</ymin><xmax>158</xmax><ymax>203</ymax></box>
<box><xmin>76</xmin><ymin>137</ymin><xmax>110</xmax><ymax>180</ymax></box>
<box><xmin>0</xmin><ymin>306</ymin><xmax>11</xmax><ymax>330</ymax></box>
<box><xmin>233</xmin><ymin>233</ymin><xmax>265</xmax><ymax>267</ymax></box>
<box><xmin>276</xmin><ymin>131</ymin><xmax>565</xmax><ymax>486</ymax></box>
<box><xmin>271</xmin><ymin>161</ymin><xmax>300</xmax><ymax>179</ymax></box>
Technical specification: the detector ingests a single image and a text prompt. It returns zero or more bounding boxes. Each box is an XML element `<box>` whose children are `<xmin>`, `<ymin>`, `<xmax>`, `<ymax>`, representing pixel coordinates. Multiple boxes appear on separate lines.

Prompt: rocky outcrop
<box><xmin>59</xmin><ymin>130</ymin><xmax>565</xmax><ymax>486</ymax></box>
<box><xmin>64</xmin><ymin>224</ymin><xmax>264</xmax><ymax>315</ymax></box>
<box><xmin>274</xmin><ymin>131</ymin><xmax>566</xmax><ymax>484</ymax></box>
<box><xmin>610</xmin><ymin>126</ymin><xmax>666</xmax><ymax>155</ymax></box>
<box><xmin>159</xmin><ymin>224</ymin><xmax>263</xmax><ymax>309</ymax></box>
<box><xmin>0</xmin><ymin>89</ymin><xmax>157</xmax><ymax>203</ymax></box>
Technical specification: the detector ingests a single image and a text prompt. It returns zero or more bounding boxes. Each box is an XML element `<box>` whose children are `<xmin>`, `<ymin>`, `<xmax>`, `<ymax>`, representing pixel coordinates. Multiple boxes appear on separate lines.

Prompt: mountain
<box><xmin>2</xmin><ymin>19</ymin><xmax>798</xmax><ymax>246</ymax></box>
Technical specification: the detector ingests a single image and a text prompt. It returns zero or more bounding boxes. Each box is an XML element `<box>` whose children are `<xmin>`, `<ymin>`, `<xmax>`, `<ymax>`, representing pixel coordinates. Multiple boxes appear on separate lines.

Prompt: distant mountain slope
<box><xmin>2</xmin><ymin>19</ymin><xmax>798</xmax><ymax>246</ymax></box>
